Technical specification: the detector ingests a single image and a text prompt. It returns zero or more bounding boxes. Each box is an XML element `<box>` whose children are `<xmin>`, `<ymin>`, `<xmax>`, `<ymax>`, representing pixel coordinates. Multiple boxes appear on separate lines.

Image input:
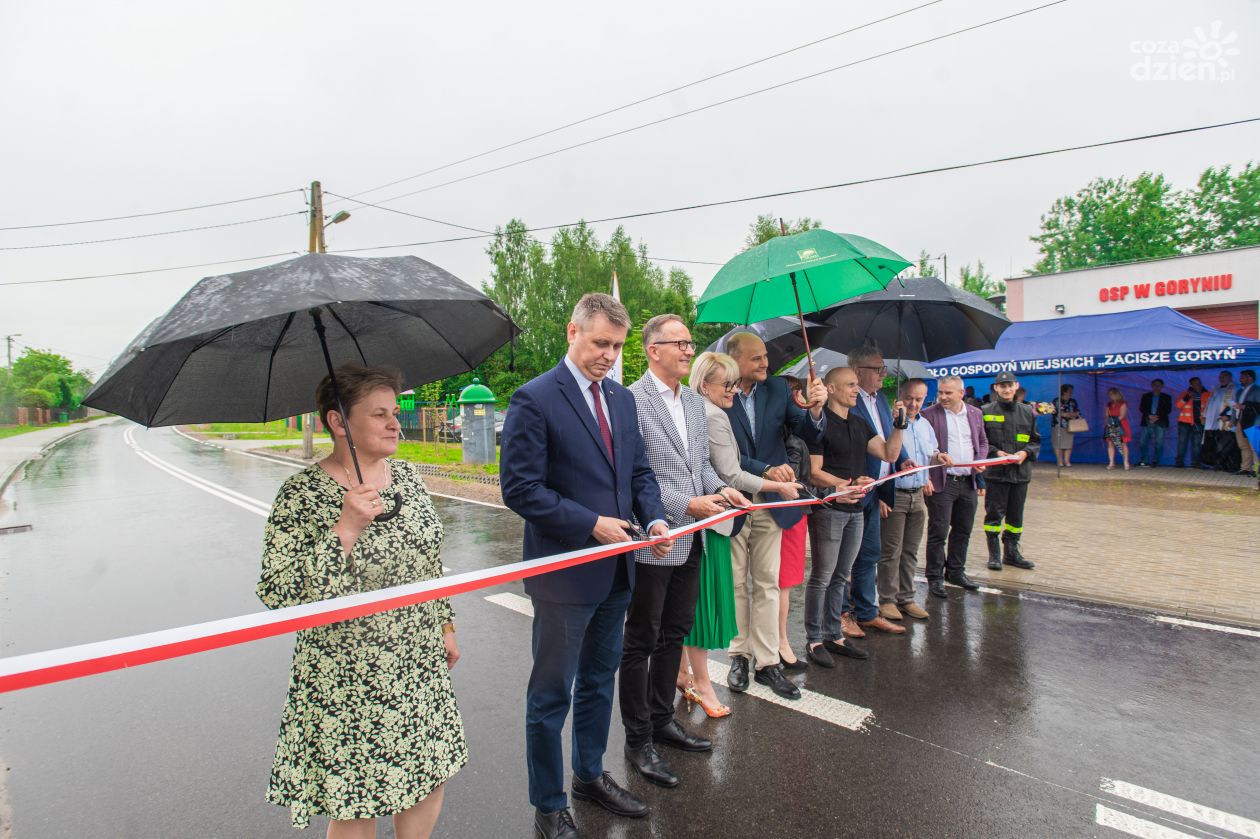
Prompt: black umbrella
<box><xmin>780</xmin><ymin>349</ymin><xmax>932</xmax><ymax>381</ymax></box>
<box><xmin>705</xmin><ymin>315</ymin><xmax>827</xmax><ymax>373</ymax></box>
<box><xmin>86</xmin><ymin>253</ymin><xmax>519</xmax><ymax>519</ymax></box>
<box><xmin>806</xmin><ymin>276</ymin><xmax>1009</xmax><ymax>365</ymax></box>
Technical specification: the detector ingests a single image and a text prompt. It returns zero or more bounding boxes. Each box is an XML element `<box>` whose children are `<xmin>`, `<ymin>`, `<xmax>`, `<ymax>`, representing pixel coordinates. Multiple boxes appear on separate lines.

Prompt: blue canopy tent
<box><xmin>927</xmin><ymin>308</ymin><xmax>1260</xmax><ymax>465</ymax></box>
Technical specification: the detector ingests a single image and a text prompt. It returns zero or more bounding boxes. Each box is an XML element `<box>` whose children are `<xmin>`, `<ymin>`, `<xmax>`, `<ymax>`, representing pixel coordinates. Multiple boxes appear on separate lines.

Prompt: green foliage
<box><xmin>1183</xmin><ymin>163</ymin><xmax>1260</xmax><ymax>252</ymax></box>
<box><xmin>1029</xmin><ymin>163</ymin><xmax>1257</xmax><ymax>273</ymax></box>
<box><xmin>480</xmin><ymin>219</ymin><xmax>699</xmax><ymax>393</ymax></box>
<box><xmin>4</xmin><ymin>348</ymin><xmax>92</xmax><ymax>412</ymax></box>
<box><xmin>620</xmin><ymin>326</ymin><xmax>647</xmax><ymax>386</ymax></box>
<box><xmin>914</xmin><ymin>249</ymin><xmax>940</xmax><ymax>278</ymax></box>
<box><xmin>744</xmin><ymin>213</ymin><xmax>822</xmax><ymax>250</ymax></box>
<box><xmin>958</xmin><ymin>260</ymin><xmax>1005</xmax><ymax>299</ymax></box>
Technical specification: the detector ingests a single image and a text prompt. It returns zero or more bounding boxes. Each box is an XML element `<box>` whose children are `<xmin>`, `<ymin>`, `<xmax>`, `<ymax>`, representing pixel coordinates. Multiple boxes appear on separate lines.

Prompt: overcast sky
<box><xmin>2</xmin><ymin>0</ymin><xmax>1256</xmax><ymax>375</ymax></box>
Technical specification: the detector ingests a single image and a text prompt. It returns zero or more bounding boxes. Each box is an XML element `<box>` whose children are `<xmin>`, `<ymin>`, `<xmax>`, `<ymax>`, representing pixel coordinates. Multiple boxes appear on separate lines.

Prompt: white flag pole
<box><xmin>608</xmin><ymin>270</ymin><xmax>623</xmax><ymax>384</ymax></box>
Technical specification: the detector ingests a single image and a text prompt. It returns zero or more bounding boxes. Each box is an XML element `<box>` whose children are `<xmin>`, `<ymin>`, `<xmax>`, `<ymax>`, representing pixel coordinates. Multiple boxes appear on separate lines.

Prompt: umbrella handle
<box><xmin>374</xmin><ymin>492</ymin><xmax>404</xmax><ymax>523</ymax></box>
<box><xmin>792</xmin><ymin>390</ymin><xmax>812</xmax><ymax>409</ymax></box>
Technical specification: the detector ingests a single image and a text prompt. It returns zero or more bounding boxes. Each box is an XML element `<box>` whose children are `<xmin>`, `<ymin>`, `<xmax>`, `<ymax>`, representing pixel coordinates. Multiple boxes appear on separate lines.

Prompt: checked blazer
<box><xmin>628</xmin><ymin>372</ymin><xmax>724</xmax><ymax>566</ymax></box>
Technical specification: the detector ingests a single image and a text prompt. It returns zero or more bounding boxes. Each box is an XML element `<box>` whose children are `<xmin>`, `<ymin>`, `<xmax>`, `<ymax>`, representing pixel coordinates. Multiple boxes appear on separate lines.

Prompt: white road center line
<box><xmin>1095</xmin><ymin>804</ymin><xmax>1198</xmax><ymax>838</ymax></box>
<box><xmin>1101</xmin><ymin>778</ymin><xmax>1260</xmax><ymax>838</ymax></box>
<box><xmin>1154</xmin><ymin>616</ymin><xmax>1260</xmax><ymax>639</ymax></box>
<box><xmin>482</xmin><ymin>593</ymin><xmax>873</xmax><ymax>732</ymax></box>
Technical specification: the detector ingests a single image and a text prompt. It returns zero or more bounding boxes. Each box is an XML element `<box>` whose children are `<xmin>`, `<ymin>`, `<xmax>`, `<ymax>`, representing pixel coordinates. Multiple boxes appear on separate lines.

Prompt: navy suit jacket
<box><xmin>500</xmin><ymin>360</ymin><xmax>667</xmax><ymax>605</ymax></box>
<box><xmin>852</xmin><ymin>390</ymin><xmax>896</xmax><ymax>507</ymax></box>
<box><xmin>723</xmin><ymin>375</ymin><xmax>820</xmax><ymax>529</ymax></box>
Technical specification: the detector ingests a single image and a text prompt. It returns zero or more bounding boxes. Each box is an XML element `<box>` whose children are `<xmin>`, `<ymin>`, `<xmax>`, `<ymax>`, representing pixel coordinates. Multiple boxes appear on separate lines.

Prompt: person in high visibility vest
<box><xmin>980</xmin><ymin>371</ymin><xmax>1040</xmax><ymax>571</ymax></box>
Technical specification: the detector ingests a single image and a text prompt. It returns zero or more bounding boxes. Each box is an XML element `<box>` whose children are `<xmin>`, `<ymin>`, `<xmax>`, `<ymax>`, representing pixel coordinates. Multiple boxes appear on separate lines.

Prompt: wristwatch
<box><xmin>441</xmin><ymin>621</ymin><xmax>456</xmax><ymax>635</ymax></box>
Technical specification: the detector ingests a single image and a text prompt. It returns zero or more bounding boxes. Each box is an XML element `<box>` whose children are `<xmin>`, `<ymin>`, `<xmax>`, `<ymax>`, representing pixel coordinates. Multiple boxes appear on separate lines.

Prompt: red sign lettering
<box><xmin>1095</xmin><ymin>274</ymin><xmax>1232</xmax><ymax>304</ymax></box>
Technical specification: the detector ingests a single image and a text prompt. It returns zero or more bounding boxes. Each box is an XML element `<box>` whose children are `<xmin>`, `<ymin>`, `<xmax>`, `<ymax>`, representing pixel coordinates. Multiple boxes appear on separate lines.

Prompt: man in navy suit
<box><xmin>723</xmin><ymin>332</ymin><xmax>826</xmax><ymax>700</ymax></box>
<box><xmin>501</xmin><ymin>293</ymin><xmax>673</xmax><ymax>839</ymax></box>
<box><xmin>848</xmin><ymin>346</ymin><xmax>908</xmax><ymax>637</ymax></box>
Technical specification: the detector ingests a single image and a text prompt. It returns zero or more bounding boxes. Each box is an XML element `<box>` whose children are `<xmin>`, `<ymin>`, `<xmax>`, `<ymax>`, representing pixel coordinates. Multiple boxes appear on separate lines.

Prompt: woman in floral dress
<box><xmin>258</xmin><ymin>364</ymin><xmax>467</xmax><ymax>838</ymax></box>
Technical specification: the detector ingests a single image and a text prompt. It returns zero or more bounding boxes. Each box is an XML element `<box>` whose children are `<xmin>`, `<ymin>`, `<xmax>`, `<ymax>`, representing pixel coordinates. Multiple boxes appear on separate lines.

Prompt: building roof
<box><xmin>1006</xmin><ymin>244</ymin><xmax>1260</xmax><ymax>283</ymax></box>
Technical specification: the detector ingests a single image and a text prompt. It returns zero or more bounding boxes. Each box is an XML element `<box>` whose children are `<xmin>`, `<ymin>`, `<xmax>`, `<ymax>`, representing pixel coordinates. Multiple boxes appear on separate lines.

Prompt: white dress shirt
<box><xmin>859</xmin><ymin>388</ymin><xmax>891</xmax><ymax>480</ymax></box>
<box><xmin>944</xmin><ymin>402</ymin><xmax>974</xmax><ymax>475</ymax></box>
<box><xmin>563</xmin><ymin>355</ymin><xmax>613</xmax><ymax>430</ymax></box>
<box><xmin>647</xmin><ymin>369</ymin><xmax>689</xmax><ymax>456</ymax></box>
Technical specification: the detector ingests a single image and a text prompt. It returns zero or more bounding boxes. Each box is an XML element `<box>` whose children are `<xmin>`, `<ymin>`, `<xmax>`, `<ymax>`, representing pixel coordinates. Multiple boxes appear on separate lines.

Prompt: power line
<box><xmin>5</xmin><ymin>116</ymin><xmax>1255</xmax><ymax>288</ymax></box>
<box><xmin>338</xmin><ymin>0</ymin><xmax>946</xmax><ymax>203</ymax></box>
<box><xmin>329</xmin><ymin>116</ymin><xmax>1260</xmax><ymax>254</ymax></box>
<box><xmin>321</xmin><ymin>192</ymin><xmax>493</xmax><ymax>234</ymax></box>
<box><xmin>0</xmin><ymin>211</ymin><xmax>307</xmax><ymax>251</ymax></box>
<box><xmin>0</xmin><ymin>251</ymin><xmax>300</xmax><ymax>287</ymax></box>
<box><xmin>0</xmin><ymin>189</ymin><xmax>301</xmax><ymax>232</ymax></box>
<box><xmin>359</xmin><ymin>0</ymin><xmax>1067</xmax><ymax>208</ymax></box>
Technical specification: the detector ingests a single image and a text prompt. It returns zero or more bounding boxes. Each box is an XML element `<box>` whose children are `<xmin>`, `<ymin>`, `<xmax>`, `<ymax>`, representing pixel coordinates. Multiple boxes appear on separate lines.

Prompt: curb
<box><xmin>0</xmin><ymin>420</ymin><xmax>112</xmax><ymax>495</ymax></box>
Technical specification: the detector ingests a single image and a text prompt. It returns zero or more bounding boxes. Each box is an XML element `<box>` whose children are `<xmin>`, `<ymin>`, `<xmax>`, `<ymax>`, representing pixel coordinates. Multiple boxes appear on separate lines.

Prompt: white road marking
<box><xmin>1101</xmin><ymin>779</ymin><xmax>1260</xmax><ymax>838</ymax></box>
<box><xmin>482</xmin><ymin>593</ymin><xmax>873</xmax><ymax>731</ymax></box>
<box><xmin>1154</xmin><ymin>616</ymin><xmax>1260</xmax><ymax>639</ymax></box>
<box><xmin>125</xmin><ymin>428</ymin><xmax>270</xmax><ymax>516</ymax></box>
<box><xmin>1095</xmin><ymin>804</ymin><xmax>1198</xmax><ymax>838</ymax></box>
<box><xmin>914</xmin><ymin>573</ymin><xmax>1003</xmax><ymax>595</ymax></box>
<box><xmin>484</xmin><ymin>592</ymin><xmax>535</xmax><ymax>617</ymax></box>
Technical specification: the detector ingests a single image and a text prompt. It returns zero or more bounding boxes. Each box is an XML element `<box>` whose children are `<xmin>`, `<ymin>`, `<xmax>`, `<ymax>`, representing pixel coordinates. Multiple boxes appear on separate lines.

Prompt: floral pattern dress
<box><xmin>257</xmin><ymin>460</ymin><xmax>467</xmax><ymax>829</ymax></box>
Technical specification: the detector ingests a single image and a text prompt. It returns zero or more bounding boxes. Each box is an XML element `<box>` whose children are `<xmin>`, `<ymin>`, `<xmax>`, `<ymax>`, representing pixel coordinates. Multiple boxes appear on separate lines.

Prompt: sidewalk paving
<box><xmin>957</xmin><ymin>465</ymin><xmax>1259</xmax><ymax>627</ymax></box>
<box><xmin>0</xmin><ymin>418</ymin><xmax>114</xmax><ymax>494</ymax></box>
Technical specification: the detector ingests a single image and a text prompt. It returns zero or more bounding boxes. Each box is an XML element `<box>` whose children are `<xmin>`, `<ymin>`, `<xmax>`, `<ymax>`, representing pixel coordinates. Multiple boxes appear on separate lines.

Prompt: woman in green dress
<box><xmin>677</xmin><ymin>352</ymin><xmax>799</xmax><ymax>717</ymax></box>
<box><xmin>258</xmin><ymin>364</ymin><xmax>467</xmax><ymax>838</ymax></box>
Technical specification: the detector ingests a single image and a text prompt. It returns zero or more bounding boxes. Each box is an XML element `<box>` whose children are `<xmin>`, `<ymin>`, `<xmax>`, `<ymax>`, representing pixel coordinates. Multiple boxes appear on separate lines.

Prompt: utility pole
<box><xmin>5</xmin><ymin>334</ymin><xmax>20</xmax><ymax>368</ymax></box>
<box><xmin>301</xmin><ymin>181</ymin><xmax>324</xmax><ymax>459</ymax></box>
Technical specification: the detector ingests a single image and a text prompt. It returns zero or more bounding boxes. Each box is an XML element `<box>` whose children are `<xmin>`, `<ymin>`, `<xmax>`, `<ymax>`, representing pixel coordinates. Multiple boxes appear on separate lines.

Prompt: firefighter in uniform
<box><xmin>981</xmin><ymin>372</ymin><xmax>1039</xmax><ymax>571</ymax></box>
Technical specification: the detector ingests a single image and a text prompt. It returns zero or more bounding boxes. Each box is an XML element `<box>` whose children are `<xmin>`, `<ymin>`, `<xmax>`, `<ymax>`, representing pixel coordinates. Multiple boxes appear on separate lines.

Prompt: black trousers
<box><xmin>983</xmin><ymin>480</ymin><xmax>1029</xmax><ymax>536</ymax></box>
<box><xmin>924</xmin><ymin>476</ymin><xmax>978</xmax><ymax>581</ymax></box>
<box><xmin>618</xmin><ymin>538</ymin><xmax>702</xmax><ymax>747</ymax></box>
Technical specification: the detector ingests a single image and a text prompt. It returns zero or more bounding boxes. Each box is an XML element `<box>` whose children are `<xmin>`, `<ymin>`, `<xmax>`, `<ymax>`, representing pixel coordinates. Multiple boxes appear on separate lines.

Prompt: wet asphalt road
<box><xmin>1</xmin><ymin>421</ymin><xmax>1257</xmax><ymax>839</ymax></box>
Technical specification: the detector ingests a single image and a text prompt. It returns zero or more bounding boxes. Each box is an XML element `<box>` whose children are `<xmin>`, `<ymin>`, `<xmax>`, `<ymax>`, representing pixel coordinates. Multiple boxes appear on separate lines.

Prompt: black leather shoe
<box><xmin>572</xmin><ymin>771</ymin><xmax>650</xmax><ymax>816</ymax></box>
<box><xmin>946</xmin><ymin>572</ymin><xmax>980</xmax><ymax>590</ymax></box>
<box><xmin>823</xmin><ymin>639</ymin><xmax>869</xmax><ymax>660</ymax></box>
<box><xmin>622</xmin><ymin>743</ymin><xmax>678</xmax><ymax>789</ymax></box>
<box><xmin>806</xmin><ymin>643</ymin><xmax>834</xmax><ymax>668</ymax></box>
<box><xmin>535</xmin><ymin>807</ymin><xmax>584</xmax><ymax>839</ymax></box>
<box><xmin>780</xmin><ymin>654</ymin><xmax>809</xmax><ymax>671</ymax></box>
<box><xmin>653</xmin><ymin>719</ymin><xmax>711</xmax><ymax>752</ymax></box>
<box><xmin>727</xmin><ymin>655</ymin><xmax>750</xmax><ymax>693</ymax></box>
<box><xmin>928</xmin><ymin>580</ymin><xmax>947</xmax><ymax>598</ymax></box>
<box><xmin>754</xmin><ymin>664</ymin><xmax>801</xmax><ymax>699</ymax></box>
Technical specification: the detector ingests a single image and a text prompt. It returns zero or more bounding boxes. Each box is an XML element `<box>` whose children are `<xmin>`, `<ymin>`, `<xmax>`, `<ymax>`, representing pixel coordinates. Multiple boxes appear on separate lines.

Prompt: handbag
<box><xmin>1067</xmin><ymin>417</ymin><xmax>1089</xmax><ymax>433</ymax></box>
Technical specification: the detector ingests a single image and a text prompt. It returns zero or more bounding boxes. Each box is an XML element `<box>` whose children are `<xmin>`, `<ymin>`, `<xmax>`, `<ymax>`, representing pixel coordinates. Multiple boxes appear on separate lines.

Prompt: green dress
<box><xmin>257</xmin><ymin>460</ymin><xmax>468</xmax><ymax>829</ymax></box>
<box><xmin>683</xmin><ymin>531</ymin><xmax>738</xmax><ymax>649</ymax></box>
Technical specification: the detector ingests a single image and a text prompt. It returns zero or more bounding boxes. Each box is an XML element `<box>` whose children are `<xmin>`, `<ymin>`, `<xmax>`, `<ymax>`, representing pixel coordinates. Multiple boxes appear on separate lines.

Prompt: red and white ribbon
<box><xmin>0</xmin><ymin>456</ymin><xmax>1017</xmax><ymax>693</ymax></box>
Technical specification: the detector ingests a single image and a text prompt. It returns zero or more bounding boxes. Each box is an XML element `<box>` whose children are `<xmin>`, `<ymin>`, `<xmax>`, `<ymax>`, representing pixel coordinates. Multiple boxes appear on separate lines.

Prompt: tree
<box><xmin>743</xmin><ymin>213</ymin><xmax>822</xmax><ymax>250</ymax></box>
<box><xmin>1030</xmin><ymin>172</ymin><xmax>1184</xmax><ymax>273</ymax></box>
<box><xmin>1183</xmin><ymin>162</ymin><xmax>1260</xmax><ymax>252</ymax></box>
<box><xmin>957</xmin><ymin>260</ymin><xmax>1005</xmax><ymax>300</ymax></box>
<box><xmin>914</xmin><ymin>249</ymin><xmax>940</xmax><ymax>278</ymax></box>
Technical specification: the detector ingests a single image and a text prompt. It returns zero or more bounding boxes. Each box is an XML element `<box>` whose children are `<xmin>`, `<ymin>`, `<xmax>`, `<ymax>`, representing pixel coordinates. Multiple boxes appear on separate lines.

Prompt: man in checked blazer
<box><xmin>619</xmin><ymin>314</ymin><xmax>749</xmax><ymax>789</ymax></box>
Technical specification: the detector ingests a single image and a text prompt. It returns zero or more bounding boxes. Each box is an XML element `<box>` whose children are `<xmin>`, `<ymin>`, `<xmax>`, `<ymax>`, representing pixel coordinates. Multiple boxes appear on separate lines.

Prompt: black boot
<box><xmin>986</xmin><ymin>532</ymin><xmax>1002</xmax><ymax>570</ymax></box>
<box><xmin>1002</xmin><ymin>534</ymin><xmax>1035</xmax><ymax>569</ymax></box>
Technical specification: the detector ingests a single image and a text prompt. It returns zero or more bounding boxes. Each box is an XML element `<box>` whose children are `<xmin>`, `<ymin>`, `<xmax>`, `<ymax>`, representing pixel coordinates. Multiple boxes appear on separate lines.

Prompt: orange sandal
<box><xmin>684</xmin><ymin>687</ymin><xmax>731</xmax><ymax>718</ymax></box>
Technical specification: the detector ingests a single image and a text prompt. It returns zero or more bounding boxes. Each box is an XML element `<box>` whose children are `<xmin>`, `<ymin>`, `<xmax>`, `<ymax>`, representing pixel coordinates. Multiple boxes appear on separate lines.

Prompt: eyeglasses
<box><xmin>706</xmin><ymin>379</ymin><xmax>740</xmax><ymax>393</ymax></box>
<box><xmin>857</xmin><ymin>365</ymin><xmax>888</xmax><ymax>374</ymax></box>
<box><xmin>651</xmin><ymin>340</ymin><xmax>697</xmax><ymax>353</ymax></box>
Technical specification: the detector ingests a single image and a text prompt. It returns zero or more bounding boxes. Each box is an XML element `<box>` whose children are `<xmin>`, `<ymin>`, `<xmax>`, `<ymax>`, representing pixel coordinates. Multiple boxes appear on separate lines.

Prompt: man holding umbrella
<box><xmin>501</xmin><ymin>293</ymin><xmax>674</xmax><ymax>839</ymax></box>
<box><xmin>981</xmin><ymin>372</ymin><xmax>1039</xmax><ymax>571</ymax></box>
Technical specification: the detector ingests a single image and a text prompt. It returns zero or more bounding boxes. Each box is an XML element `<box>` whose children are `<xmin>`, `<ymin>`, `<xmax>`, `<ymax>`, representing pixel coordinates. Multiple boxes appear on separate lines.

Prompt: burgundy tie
<box><xmin>590</xmin><ymin>381</ymin><xmax>615</xmax><ymax>461</ymax></box>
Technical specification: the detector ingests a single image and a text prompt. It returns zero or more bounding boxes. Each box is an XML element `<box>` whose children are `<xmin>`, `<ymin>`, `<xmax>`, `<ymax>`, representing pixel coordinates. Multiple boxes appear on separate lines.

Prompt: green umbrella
<box><xmin>696</xmin><ymin>226</ymin><xmax>910</xmax><ymax>398</ymax></box>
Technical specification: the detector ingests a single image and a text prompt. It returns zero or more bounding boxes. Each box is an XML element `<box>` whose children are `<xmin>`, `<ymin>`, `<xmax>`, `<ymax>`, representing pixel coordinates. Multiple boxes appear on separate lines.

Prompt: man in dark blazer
<box><xmin>619</xmin><ymin>314</ymin><xmax>749</xmax><ymax>789</ymax></box>
<box><xmin>501</xmin><ymin>293</ymin><xmax>673</xmax><ymax>839</ymax></box>
<box><xmin>848</xmin><ymin>346</ymin><xmax>906</xmax><ymax>635</ymax></box>
<box><xmin>722</xmin><ymin>332</ymin><xmax>825</xmax><ymax>699</ymax></box>
<box><xmin>921</xmin><ymin>375</ymin><xmax>989</xmax><ymax>599</ymax></box>
<box><xmin>1137</xmin><ymin>378</ymin><xmax>1173</xmax><ymax>467</ymax></box>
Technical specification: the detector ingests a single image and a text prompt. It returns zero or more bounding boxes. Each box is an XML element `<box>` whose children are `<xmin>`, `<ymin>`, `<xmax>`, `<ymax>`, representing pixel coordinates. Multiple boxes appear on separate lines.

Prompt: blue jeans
<box><xmin>805</xmin><ymin>506</ymin><xmax>864</xmax><ymax>644</ymax></box>
<box><xmin>1175</xmin><ymin>423</ymin><xmax>1203</xmax><ymax>466</ymax></box>
<box><xmin>846</xmin><ymin>494</ymin><xmax>882</xmax><ymax>621</ymax></box>
<box><xmin>526</xmin><ymin>584</ymin><xmax>632</xmax><ymax>813</ymax></box>
<box><xmin>1139</xmin><ymin>424</ymin><xmax>1167</xmax><ymax>465</ymax></box>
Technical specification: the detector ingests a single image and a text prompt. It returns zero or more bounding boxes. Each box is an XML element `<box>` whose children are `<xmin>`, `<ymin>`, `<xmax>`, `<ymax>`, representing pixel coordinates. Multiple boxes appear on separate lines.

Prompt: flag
<box><xmin>608</xmin><ymin>271</ymin><xmax>623</xmax><ymax>384</ymax></box>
